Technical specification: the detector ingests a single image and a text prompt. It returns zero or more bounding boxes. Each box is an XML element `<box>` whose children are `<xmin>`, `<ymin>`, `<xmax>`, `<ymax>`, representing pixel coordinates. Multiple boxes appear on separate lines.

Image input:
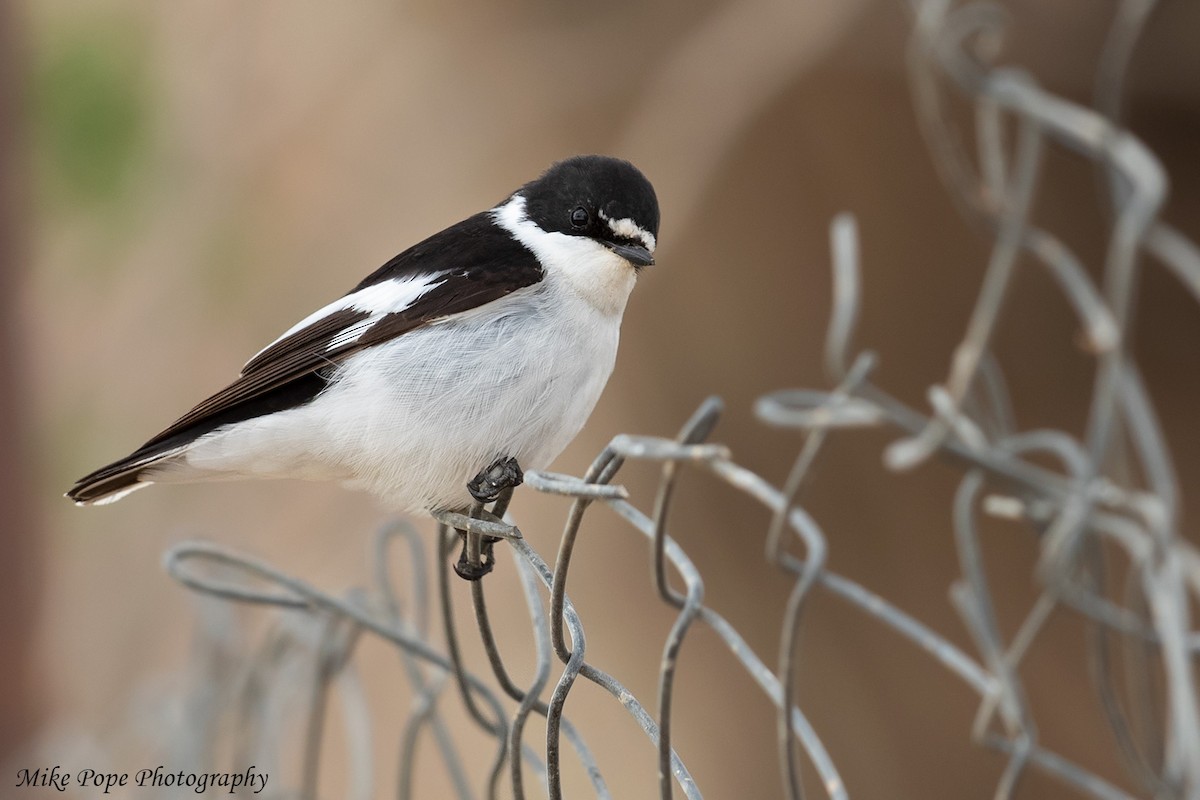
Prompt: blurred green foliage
<box><xmin>33</xmin><ymin>22</ymin><xmax>148</xmax><ymax>205</ymax></box>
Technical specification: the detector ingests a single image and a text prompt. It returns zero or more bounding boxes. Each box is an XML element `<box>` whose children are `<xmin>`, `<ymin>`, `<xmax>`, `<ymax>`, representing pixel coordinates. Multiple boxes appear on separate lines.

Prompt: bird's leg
<box><xmin>454</xmin><ymin>457</ymin><xmax>523</xmax><ymax>581</ymax></box>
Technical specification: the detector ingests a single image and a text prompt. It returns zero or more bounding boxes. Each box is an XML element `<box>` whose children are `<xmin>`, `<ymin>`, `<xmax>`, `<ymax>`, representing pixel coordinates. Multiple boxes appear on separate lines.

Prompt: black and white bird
<box><xmin>67</xmin><ymin>155</ymin><xmax>659</xmax><ymax>514</ymax></box>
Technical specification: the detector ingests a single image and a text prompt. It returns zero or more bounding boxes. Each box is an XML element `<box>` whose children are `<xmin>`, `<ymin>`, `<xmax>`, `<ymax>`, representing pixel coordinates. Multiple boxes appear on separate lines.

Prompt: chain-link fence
<box><xmin>144</xmin><ymin>1</ymin><xmax>1200</xmax><ymax>798</ymax></box>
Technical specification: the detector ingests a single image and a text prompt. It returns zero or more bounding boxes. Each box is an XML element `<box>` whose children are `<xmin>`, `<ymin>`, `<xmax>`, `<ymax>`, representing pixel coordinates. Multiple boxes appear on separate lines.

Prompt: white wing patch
<box><xmin>598</xmin><ymin>209</ymin><xmax>656</xmax><ymax>252</ymax></box>
<box><xmin>245</xmin><ymin>273</ymin><xmax>446</xmax><ymax>368</ymax></box>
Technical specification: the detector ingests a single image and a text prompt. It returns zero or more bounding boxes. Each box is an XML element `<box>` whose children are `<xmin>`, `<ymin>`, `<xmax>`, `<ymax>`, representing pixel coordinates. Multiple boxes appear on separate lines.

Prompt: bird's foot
<box><xmin>467</xmin><ymin>456</ymin><xmax>524</xmax><ymax>505</ymax></box>
<box><xmin>452</xmin><ymin>457</ymin><xmax>523</xmax><ymax>581</ymax></box>
<box><xmin>453</xmin><ymin>535</ymin><xmax>498</xmax><ymax>581</ymax></box>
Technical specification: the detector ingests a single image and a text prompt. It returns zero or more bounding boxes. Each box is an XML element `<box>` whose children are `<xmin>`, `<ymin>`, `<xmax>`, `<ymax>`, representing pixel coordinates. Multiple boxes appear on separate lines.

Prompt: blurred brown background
<box><xmin>4</xmin><ymin>0</ymin><xmax>1199</xmax><ymax>797</ymax></box>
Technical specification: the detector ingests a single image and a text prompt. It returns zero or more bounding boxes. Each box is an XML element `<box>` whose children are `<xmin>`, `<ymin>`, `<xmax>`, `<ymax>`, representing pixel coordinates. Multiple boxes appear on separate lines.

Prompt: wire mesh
<box><xmin>155</xmin><ymin>1</ymin><xmax>1200</xmax><ymax>798</ymax></box>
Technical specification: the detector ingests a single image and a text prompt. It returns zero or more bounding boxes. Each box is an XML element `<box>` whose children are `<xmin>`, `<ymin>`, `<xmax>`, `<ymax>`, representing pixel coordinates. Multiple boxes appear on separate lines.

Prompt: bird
<box><xmin>67</xmin><ymin>155</ymin><xmax>659</xmax><ymax>518</ymax></box>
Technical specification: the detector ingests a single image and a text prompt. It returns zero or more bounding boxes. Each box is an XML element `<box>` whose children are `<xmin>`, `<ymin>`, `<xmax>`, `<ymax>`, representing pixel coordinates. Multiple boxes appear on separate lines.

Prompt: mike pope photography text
<box><xmin>16</xmin><ymin>765</ymin><xmax>268</xmax><ymax>794</ymax></box>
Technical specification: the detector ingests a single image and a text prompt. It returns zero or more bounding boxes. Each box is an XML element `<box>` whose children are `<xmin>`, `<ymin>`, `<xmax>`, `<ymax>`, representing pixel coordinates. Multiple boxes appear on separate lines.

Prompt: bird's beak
<box><xmin>606</xmin><ymin>242</ymin><xmax>655</xmax><ymax>267</ymax></box>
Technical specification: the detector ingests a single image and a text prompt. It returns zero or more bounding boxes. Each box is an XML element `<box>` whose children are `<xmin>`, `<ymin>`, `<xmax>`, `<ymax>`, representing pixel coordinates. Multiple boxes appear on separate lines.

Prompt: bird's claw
<box><xmin>467</xmin><ymin>456</ymin><xmax>524</xmax><ymax>504</ymax></box>
<box><xmin>453</xmin><ymin>457</ymin><xmax>522</xmax><ymax>581</ymax></box>
<box><xmin>453</xmin><ymin>536</ymin><xmax>498</xmax><ymax>581</ymax></box>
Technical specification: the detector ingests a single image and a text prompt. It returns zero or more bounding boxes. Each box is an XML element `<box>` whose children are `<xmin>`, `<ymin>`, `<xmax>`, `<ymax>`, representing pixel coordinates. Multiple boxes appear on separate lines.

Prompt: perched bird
<box><xmin>67</xmin><ymin>155</ymin><xmax>659</xmax><ymax>516</ymax></box>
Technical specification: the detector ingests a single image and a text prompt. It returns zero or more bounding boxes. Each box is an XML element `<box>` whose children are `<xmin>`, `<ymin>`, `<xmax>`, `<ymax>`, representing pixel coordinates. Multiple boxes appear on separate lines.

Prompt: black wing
<box><xmin>68</xmin><ymin>211</ymin><xmax>541</xmax><ymax>503</ymax></box>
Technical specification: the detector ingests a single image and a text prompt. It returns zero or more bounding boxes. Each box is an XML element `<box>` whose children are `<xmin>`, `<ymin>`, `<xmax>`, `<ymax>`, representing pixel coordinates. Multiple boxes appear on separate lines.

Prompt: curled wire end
<box><xmin>883</xmin><ymin>426</ymin><xmax>943</xmax><ymax>472</ymax></box>
<box><xmin>523</xmin><ymin>470</ymin><xmax>629</xmax><ymax>500</ymax></box>
<box><xmin>432</xmin><ymin>510</ymin><xmax>522</xmax><ymax>540</ymax></box>
<box><xmin>982</xmin><ymin>494</ymin><xmax>1029</xmax><ymax>521</ymax></box>
<box><xmin>825</xmin><ymin>212</ymin><xmax>862</xmax><ymax>382</ymax></box>
<box><xmin>608</xmin><ymin>434</ymin><xmax>731</xmax><ymax>462</ymax></box>
<box><xmin>756</xmin><ymin>390</ymin><xmax>885</xmax><ymax>430</ymax></box>
<box><xmin>679</xmin><ymin>396</ymin><xmax>724</xmax><ymax>444</ymax></box>
<box><xmin>164</xmin><ymin>541</ymin><xmax>313</xmax><ymax>609</ymax></box>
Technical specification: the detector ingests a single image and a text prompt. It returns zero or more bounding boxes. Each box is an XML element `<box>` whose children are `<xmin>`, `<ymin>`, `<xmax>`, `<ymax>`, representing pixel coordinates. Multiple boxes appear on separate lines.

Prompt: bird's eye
<box><xmin>570</xmin><ymin>206</ymin><xmax>590</xmax><ymax>228</ymax></box>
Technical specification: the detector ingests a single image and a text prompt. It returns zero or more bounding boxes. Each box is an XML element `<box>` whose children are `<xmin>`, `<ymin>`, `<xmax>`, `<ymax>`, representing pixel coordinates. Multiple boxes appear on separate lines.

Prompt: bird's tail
<box><xmin>66</xmin><ymin>445</ymin><xmax>187</xmax><ymax>506</ymax></box>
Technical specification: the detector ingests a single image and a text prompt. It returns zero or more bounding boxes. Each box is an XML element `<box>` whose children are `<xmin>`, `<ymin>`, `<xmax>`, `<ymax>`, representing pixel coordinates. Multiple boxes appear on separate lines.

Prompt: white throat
<box><xmin>492</xmin><ymin>194</ymin><xmax>638</xmax><ymax>317</ymax></box>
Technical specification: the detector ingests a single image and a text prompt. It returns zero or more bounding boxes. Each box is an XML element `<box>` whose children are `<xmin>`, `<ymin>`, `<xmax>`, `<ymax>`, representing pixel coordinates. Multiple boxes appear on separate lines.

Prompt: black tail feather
<box><xmin>68</xmin><ymin>371</ymin><xmax>331</xmax><ymax>506</ymax></box>
<box><xmin>67</xmin><ymin>465</ymin><xmax>148</xmax><ymax>505</ymax></box>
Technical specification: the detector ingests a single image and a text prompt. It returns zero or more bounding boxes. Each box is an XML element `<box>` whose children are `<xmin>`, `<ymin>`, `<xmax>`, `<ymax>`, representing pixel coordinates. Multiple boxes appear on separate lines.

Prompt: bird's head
<box><xmin>512</xmin><ymin>155</ymin><xmax>659</xmax><ymax>270</ymax></box>
<box><xmin>491</xmin><ymin>155</ymin><xmax>659</xmax><ymax>315</ymax></box>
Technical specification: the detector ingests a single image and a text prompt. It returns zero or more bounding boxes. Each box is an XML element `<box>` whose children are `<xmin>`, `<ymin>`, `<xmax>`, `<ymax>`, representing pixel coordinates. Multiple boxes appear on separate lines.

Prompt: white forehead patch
<box><xmin>598</xmin><ymin>209</ymin><xmax>656</xmax><ymax>252</ymax></box>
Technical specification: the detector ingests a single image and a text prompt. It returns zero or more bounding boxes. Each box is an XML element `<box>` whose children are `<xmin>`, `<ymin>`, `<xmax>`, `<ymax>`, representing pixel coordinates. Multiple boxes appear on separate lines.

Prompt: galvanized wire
<box><xmin>156</xmin><ymin>2</ymin><xmax>1199</xmax><ymax>797</ymax></box>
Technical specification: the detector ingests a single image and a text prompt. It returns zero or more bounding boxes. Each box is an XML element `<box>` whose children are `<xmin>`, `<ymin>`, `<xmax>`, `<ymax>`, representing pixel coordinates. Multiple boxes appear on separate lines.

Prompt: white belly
<box><xmin>179</xmin><ymin>281</ymin><xmax>623</xmax><ymax>512</ymax></box>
